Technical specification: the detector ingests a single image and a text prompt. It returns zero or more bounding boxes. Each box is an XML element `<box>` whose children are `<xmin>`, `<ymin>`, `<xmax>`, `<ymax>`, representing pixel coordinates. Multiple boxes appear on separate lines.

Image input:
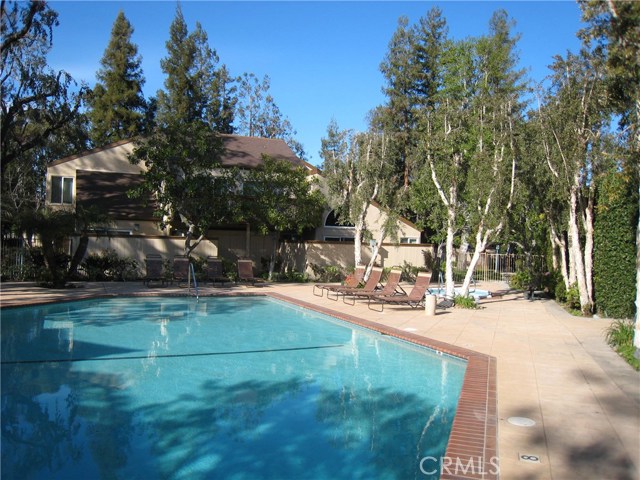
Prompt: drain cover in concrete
<box><xmin>519</xmin><ymin>453</ymin><xmax>541</xmax><ymax>463</ymax></box>
<box><xmin>508</xmin><ymin>416</ymin><xmax>536</xmax><ymax>427</ymax></box>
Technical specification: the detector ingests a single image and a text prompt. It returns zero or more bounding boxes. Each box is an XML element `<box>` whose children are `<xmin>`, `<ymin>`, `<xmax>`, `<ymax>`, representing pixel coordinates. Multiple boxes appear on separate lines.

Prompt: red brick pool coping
<box><xmin>1</xmin><ymin>289</ymin><xmax>499</xmax><ymax>480</ymax></box>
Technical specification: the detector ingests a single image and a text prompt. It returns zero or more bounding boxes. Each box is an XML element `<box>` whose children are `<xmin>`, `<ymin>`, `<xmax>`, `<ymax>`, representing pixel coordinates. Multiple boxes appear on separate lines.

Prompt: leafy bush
<box><xmin>555</xmin><ymin>279</ymin><xmax>567</xmax><ymax>303</ymax></box>
<box><xmin>454</xmin><ymin>295</ymin><xmax>478</xmax><ymax>309</ymax></box>
<box><xmin>399</xmin><ymin>261</ymin><xmax>426</xmax><ymax>282</ymax></box>
<box><xmin>565</xmin><ymin>283</ymin><xmax>581</xmax><ymax>311</ymax></box>
<box><xmin>83</xmin><ymin>249</ymin><xmax>139</xmax><ymax>281</ymax></box>
<box><xmin>0</xmin><ymin>247</ymin><xmax>48</xmax><ymax>281</ymax></box>
<box><xmin>274</xmin><ymin>270</ymin><xmax>309</xmax><ymax>282</ymax></box>
<box><xmin>309</xmin><ymin>264</ymin><xmax>343</xmax><ymax>282</ymax></box>
<box><xmin>222</xmin><ymin>258</ymin><xmax>238</xmax><ymax>282</ymax></box>
<box><xmin>509</xmin><ymin>269</ymin><xmax>532</xmax><ymax>290</ymax></box>
<box><xmin>543</xmin><ymin>270</ymin><xmax>563</xmax><ymax>299</ymax></box>
<box><xmin>604</xmin><ymin>319</ymin><xmax>640</xmax><ymax>370</ymax></box>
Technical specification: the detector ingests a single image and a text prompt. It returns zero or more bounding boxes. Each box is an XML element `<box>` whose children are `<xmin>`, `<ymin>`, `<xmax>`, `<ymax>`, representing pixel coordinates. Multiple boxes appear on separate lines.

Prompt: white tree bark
<box><xmin>428</xmin><ymin>150</ymin><xmax>459</xmax><ymax>298</ymax></box>
<box><xmin>568</xmin><ymin>181</ymin><xmax>592</xmax><ymax>313</ymax></box>
<box><xmin>550</xmin><ymin>224</ymin><xmax>570</xmax><ymax>289</ymax></box>
<box><xmin>583</xmin><ymin>187</ymin><xmax>595</xmax><ymax>305</ymax></box>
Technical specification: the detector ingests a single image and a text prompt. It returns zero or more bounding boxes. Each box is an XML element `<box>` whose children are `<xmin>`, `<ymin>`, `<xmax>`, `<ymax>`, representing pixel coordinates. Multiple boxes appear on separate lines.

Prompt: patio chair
<box><xmin>172</xmin><ymin>255</ymin><xmax>190</xmax><ymax>285</ymax></box>
<box><xmin>205</xmin><ymin>257</ymin><xmax>230</xmax><ymax>286</ymax></box>
<box><xmin>325</xmin><ymin>267</ymin><xmax>383</xmax><ymax>301</ymax></box>
<box><xmin>313</xmin><ymin>265</ymin><xmax>365</xmax><ymax>297</ymax></box>
<box><xmin>237</xmin><ymin>259</ymin><xmax>261</xmax><ymax>285</ymax></box>
<box><xmin>368</xmin><ymin>271</ymin><xmax>432</xmax><ymax>311</ymax></box>
<box><xmin>143</xmin><ymin>254</ymin><xmax>165</xmax><ymax>287</ymax></box>
<box><xmin>343</xmin><ymin>268</ymin><xmax>405</xmax><ymax>305</ymax></box>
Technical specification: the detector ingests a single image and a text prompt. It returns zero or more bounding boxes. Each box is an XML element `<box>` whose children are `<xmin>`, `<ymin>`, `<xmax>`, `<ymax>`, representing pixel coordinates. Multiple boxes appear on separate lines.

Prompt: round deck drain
<box><xmin>508</xmin><ymin>416</ymin><xmax>536</xmax><ymax>427</ymax></box>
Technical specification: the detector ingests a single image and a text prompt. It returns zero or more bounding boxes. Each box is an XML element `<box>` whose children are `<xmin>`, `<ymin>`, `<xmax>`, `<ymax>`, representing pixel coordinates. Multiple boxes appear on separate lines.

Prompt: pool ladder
<box><xmin>188</xmin><ymin>262</ymin><xmax>199</xmax><ymax>302</ymax></box>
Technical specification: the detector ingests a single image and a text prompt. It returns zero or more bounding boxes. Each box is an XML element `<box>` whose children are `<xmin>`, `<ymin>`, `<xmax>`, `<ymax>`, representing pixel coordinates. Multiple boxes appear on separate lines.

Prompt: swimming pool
<box><xmin>1</xmin><ymin>296</ymin><xmax>467</xmax><ymax>479</ymax></box>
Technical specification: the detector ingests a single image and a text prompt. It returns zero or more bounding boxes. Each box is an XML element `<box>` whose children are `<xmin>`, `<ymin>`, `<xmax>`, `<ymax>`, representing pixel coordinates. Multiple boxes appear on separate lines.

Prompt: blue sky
<box><xmin>48</xmin><ymin>1</ymin><xmax>585</xmax><ymax>165</ymax></box>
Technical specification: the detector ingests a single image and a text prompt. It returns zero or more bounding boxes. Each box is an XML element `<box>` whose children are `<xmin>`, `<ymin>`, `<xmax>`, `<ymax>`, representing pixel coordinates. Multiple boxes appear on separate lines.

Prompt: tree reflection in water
<box><xmin>1</xmin><ymin>298</ymin><xmax>465</xmax><ymax>480</ymax></box>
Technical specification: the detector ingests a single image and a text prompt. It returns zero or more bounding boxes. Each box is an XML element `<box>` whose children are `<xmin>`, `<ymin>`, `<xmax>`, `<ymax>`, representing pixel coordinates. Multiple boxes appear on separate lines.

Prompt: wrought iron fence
<box><xmin>452</xmin><ymin>250</ymin><xmax>546</xmax><ymax>283</ymax></box>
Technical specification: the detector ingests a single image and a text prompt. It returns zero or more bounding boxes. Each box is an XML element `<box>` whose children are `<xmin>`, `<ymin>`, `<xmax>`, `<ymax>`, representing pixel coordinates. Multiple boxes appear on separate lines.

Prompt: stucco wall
<box><xmin>75</xmin><ymin>234</ymin><xmax>434</xmax><ymax>278</ymax></box>
<box><xmin>280</xmin><ymin>240</ymin><xmax>435</xmax><ymax>277</ymax></box>
<box><xmin>77</xmin><ymin>235</ymin><xmax>217</xmax><ymax>273</ymax></box>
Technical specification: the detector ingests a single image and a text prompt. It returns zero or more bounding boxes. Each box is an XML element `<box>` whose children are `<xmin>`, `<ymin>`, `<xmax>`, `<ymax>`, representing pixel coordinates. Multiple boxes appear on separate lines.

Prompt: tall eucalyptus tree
<box><xmin>536</xmin><ymin>48</ymin><xmax>609</xmax><ymax>314</ymax></box>
<box><xmin>320</xmin><ymin>121</ymin><xmax>397</xmax><ymax>275</ymax></box>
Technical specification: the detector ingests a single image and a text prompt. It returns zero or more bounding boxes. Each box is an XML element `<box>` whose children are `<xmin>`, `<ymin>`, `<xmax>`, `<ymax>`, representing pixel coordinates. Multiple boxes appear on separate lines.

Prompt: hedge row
<box><xmin>593</xmin><ymin>170</ymin><xmax>638</xmax><ymax>319</ymax></box>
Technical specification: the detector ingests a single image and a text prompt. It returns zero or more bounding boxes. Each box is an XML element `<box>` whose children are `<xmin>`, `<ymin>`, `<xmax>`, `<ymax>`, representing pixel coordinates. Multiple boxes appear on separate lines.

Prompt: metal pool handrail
<box><xmin>188</xmin><ymin>262</ymin><xmax>199</xmax><ymax>302</ymax></box>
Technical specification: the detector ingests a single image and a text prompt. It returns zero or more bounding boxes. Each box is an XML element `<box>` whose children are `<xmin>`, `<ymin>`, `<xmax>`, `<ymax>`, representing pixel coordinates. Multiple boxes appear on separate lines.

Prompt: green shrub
<box><xmin>83</xmin><ymin>249</ymin><xmax>139</xmax><ymax>281</ymax></box>
<box><xmin>594</xmin><ymin>170</ymin><xmax>637</xmax><ymax>319</ymax></box>
<box><xmin>0</xmin><ymin>248</ymin><xmax>48</xmax><ymax>281</ymax></box>
<box><xmin>222</xmin><ymin>258</ymin><xmax>238</xmax><ymax>282</ymax></box>
<box><xmin>275</xmin><ymin>270</ymin><xmax>309</xmax><ymax>282</ymax></box>
<box><xmin>604</xmin><ymin>319</ymin><xmax>640</xmax><ymax>370</ymax></box>
<box><xmin>565</xmin><ymin>283</ymin><xmax>581</xmax><ymax>311</ymax></box>
<box><xmin>309</xmin><ymin>264</ymin><xmax>343</xmax><ymax>282</ymax></box>
<box><xmin>509</xmin><ymin>269</ymin><xmax>532</xmax><ymax>290</ymax></box>
<box><xmin>555</xmin><ymin>279</ymin><xmax>567</xmax><ymax>303</ymax></box>
<box><xmin>454</xmin><ymin>295</ymin><xmax>478</xmax><ymax>309</ymax></box>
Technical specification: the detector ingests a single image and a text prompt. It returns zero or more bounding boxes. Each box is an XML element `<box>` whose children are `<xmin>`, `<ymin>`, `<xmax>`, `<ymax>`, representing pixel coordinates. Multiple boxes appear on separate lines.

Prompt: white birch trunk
<box><xmin>458</xmin><ymin>229</ymin><xmax>469</xmax><ymax>269</ymax></box>
<box><xmin>568</xmin><ymin>232</ymin><xmax>577</xmax><ymax>285</ymax></box>
<box><xmin>569</xmin><ymin>183</ymin><xmax>592</xmax><ymax>313</ymax></box>
<box><xmin>550</xmin><ymin>224</ymin><xmax>570</xmax><ymax>289</ymax></box>
<box><xmin>353</xmin><ymin>217</ymin><xmax>364</xmax><ymax>267</ymax></box>
<box><xmin>365</xmin><ymin>227</ymin><xmax>386</xmax><ymax>280</ymax></box>
<box><xmin>583</xmin><ymin>192</ymin><xmax>595</xmax><ymax>305</ymax></box>
<box><xmin>444</xmin><ymin>209</ymin><xmax>456</xmax><ymax>298</ymax></box>
<box><xmin>549</xmin><ymin>229</ymin><xmax>559</xmax><ymax>271</ymax></box>
<box><xmin>460</xmin><ymin>224</ymin><xmax>496</xmax><ymax>296</ymax></box>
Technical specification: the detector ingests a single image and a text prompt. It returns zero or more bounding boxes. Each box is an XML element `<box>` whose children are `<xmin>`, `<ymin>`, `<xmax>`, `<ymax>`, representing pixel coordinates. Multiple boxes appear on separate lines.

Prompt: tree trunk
<box><xmin>583</xmin><ymin>190</ymin><xmax>595</xmax><ymax>305</ymax></box>
<box><xmin>67</xmin><ymin>234</ymin><xmax>89</xmax><ymax>278</ymax></box>
<box><xmin>353</xmin><ymin>217</ymin><xmax>364</xmax><ymax>268</ymax></box>
<box><xmin>365</xmin><ymin>227</ymin><xmax>386</xmax><ymax>280</ymax></box>
<box><xmin>549</xmin><ymin>229</ymin><xmax>559</xmax><ymax>271</ymax></box>
<box><xmin>41</xmin><ymin>235</ymin><xmax>67</xmax><ymax>289</ymax></box>
<box><xmin>444</xmin><ymin>207</ymin><xmax>456</xmax><ymax>298</ymax></box>
<box><xmin>460</xmin><ymin>227</ymin><xmax>490</xmax><ymax>296</ymax></box>
<box><xmin>550</xmin><ymin>225</ymin><xmax>570</xmax><ymax>289</ymax></box>
<box><xmin>268</xmin><ymin>231</ymin><xmax>280</xmax><ymax>281</ymax></box>
<box><xmin>568</xmin><ymin>183</ymin><xmax>592</xmax><ymax>313</ymax></box>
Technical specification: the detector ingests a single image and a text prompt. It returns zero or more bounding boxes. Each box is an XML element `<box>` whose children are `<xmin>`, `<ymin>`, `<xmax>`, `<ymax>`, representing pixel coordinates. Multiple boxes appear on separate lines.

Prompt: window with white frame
<box><xmin>400</xmin><ymin>237</ymin><xmax>418</xmax><ymax>244</ymax></box>
<box><xmin>51</xmin><ymin>176</ymin><xmax>74</xmax><ymax>205</ymax></box>
<box><xmin>324</xmin><ymin>236</ymin><xmax>355</xmax><ymax>243</ymax></box>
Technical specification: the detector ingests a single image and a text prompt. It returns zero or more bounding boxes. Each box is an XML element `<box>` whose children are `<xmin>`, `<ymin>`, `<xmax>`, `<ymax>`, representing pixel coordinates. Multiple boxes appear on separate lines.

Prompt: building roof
<box><xmin>50</xmin><ymin>134</ymin><xmax>319</xmax><ymax>174</ymax></box>
<box><xmin>219</xmin><ymin>134</ymin><xmax>314</xmax><ymax>172</ymax></box>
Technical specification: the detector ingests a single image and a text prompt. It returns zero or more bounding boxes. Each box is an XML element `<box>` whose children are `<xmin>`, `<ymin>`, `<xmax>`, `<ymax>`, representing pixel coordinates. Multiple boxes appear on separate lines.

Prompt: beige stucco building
<box><xmin>47</xmin><ymin>135</ymin><xmax>429</xmax><ymax>275</ymax></box>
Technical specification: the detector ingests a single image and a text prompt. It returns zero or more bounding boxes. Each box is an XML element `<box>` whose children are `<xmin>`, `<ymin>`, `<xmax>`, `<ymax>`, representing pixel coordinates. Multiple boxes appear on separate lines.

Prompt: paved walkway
<box><xmin>1</xmin><ymin>280</ymin><xmax>638</xmax><ymax>479</ymax></box>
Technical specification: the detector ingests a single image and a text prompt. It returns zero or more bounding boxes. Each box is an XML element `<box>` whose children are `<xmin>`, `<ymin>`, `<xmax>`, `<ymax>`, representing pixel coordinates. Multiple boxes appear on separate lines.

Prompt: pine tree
<box><xmin>88</xmin><ymin>10</ymin><xmax>147</xmax><ymax>146</ymax></box>
<box><xmin>131</xmin><ymin>5</ymin><xmax>240</xmax><ymax>255</ymax></box>
<box><xmin>377</xmin><ymin>16</ymin><xmax>417</xmax><ymax>189</ymax></box>
<box><xmin>156</xmin><ymin>5</ymin><xmax>200</xmax><ymax>125</ymax></box>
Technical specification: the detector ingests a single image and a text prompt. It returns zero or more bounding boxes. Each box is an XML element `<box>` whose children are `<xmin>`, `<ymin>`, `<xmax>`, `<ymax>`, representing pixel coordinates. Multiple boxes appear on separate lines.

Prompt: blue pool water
<box><xmin>1</xmin><ymin>296</ymin><xmax>466</xmax><ymax>480</ymax></box>
<box><xmin>429</xmin><ymin>288</ymin><xmax>491</xmax><ymax>299</ymax></box>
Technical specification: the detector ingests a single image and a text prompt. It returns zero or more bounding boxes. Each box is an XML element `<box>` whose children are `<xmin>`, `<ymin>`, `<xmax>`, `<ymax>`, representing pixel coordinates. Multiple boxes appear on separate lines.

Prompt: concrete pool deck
<box><xmin>1</xmin><ymin>280</ymin><xmax>638</xmax><ymax>479</ymax></box>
